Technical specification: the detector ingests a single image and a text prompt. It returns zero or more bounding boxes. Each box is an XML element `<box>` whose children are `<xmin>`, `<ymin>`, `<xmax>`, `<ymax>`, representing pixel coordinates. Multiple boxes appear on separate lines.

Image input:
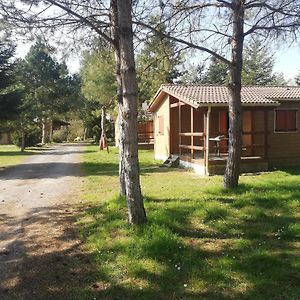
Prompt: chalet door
<box><xmin>219</xmin><ymin>110</ymin><xmax>228</xmax><ymax>153</ymax></box>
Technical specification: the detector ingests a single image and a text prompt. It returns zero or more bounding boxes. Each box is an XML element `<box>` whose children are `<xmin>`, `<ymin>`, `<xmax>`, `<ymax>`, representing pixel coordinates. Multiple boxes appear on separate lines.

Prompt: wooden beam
<box><xmin>191</xmin><ymin>106</ymin><xmax>194</xmax><ymax>159</ymax></box>
<box><xmin>203</xmin><ymin>110</ymin><xmax>207</xmax><ymax>164</ymax></box>
<box><xmin>251</xmin><ymin>110</ymin><xmax>255</xmax><ymax>156</ymax></box>
<box><xmin>179</xmin><ymin>132</ymin><xmax>204</xmax><ymax>137</ymax></box>
<box><xmin>264</xmin><ymin>110</ymin><xmax>268</xmax><ymax>159</ymax></box>
<box><xmin>205</xmin><ymin>107</ymin><xmax>211</xmax><ymax>175</ymax></box>
<box><xmin>170</xmin><ymin>102</ymin><xmax>187</xmax><ymax>108</ymax></box>
<box><xmin>179</xmin><ymin>145</ymin><xmax>204</xmax><ymax>151</ymax></box>
<box><xmin>179</xmin><ymin>101</ymin><xmax>181</xmax><ymax>156</ymax></box>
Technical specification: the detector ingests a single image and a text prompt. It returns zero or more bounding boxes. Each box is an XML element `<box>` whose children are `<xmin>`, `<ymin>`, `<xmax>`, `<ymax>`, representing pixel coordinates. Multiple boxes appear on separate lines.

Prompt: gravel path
<box><xmin>0</xmin><ymin>143</ymin><xmax>92</xmax><ymax>300</ymax></box>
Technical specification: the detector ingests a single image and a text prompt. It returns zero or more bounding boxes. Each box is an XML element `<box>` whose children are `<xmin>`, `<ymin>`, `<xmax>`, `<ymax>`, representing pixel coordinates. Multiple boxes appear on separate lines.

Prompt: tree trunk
<box><xmin>49</xmin><ymin>119</ymin><xmax>53</xmax><ymax>143</ymax></box>
<box><xmin>21</xmin><ymin>130</ymin><xmax>25</xmax><ymax>152</ymax></box>
<box><xmin>110</xmin><ymin>0</ymin><xmax>126</xmax><ymax>197</ymax></box>
<box><xmin>117</xmin><ymin>0</ymin><xmax>146</xmax><ymax>224</ymax></box>
<box><xmin>99</xmin><ymin>106</ymin><xmax>109</xmax><ymax>152</ymax></box>
<box><xmin>224</xmin><ymin>0</ymin><xmax>245</xmax><ymax>189</ymax></box>
<box><xmin>41</xmin><ymin>120</ymin><xmax>47</xmax><ymax>144</ymax></box>
<box><xmin>83</xmin><ymin>127</ymin><xmax>88</xmax><ymax>141</ymax></box>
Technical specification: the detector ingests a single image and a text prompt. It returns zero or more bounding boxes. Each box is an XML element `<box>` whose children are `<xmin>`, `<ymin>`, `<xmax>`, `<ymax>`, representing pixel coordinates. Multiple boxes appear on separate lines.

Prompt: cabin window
<box><xmin>275</xmin><ymin>109</ymin><xmax>297</xmax><ymax>132</ymax></box>
<box><xmin>158</xmin><ymin>116</ymin><xmax>164</xmax><ymax>135</ymax></box>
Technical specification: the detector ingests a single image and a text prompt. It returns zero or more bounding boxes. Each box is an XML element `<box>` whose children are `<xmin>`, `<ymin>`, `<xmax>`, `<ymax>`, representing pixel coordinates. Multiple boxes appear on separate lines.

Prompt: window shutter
<box><xmin>158</xmin><ymin>116</ymin><xmax>164</xmax><ymax>135</ymax></box>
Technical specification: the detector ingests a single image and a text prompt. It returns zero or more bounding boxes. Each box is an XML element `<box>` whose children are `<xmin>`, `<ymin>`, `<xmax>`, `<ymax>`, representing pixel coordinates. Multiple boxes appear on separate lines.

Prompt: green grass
<box><xmin>0</xmin><ymin>145</ymin><xmax>36</xmax><ymax>169</ymax></box>
<box><xmin>78</xmin><ymin>145</ymin><xmax>300</xmax><ymax>300</ymax></box>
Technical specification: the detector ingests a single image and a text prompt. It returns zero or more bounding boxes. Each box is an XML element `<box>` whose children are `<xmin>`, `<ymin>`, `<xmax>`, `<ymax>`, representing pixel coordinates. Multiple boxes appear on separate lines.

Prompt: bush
<box><xmin>12</xmin><ymin>126</ymin><xmax>41</xmax><ymax>148</ymax></box>
<box><xmin>52</xmin><ymin>127</ymin><xmax>68</xmax><ymax>143</ymax></box>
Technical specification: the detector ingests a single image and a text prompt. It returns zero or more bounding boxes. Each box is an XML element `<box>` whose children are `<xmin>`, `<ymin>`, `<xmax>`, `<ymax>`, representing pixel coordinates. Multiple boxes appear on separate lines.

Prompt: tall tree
<box><xmin>242</xmin><ymin>39</ymin><xmax>276</xmax><ymax>85</ymax></box>
<box><xmin>20</xmin><ymin>39</ymin><xmax>74</xmax><ymax>144</ymax></box>
<box><xmin>81</xmin><ymin>45</ymin><xmax>116</xmax><ymax>150</ymax></box>
<box><xmin>202</xmin><ymin>57</ymin><xmax>229</xmax><ymax>85</ymax></box>
<box><xmin>116</xmin><ymin>0</ymin><xmax>146</xmax><ymax>224</ymax></box>
<box><xmin>137</xmin><ymin>18</ymin><xmax>183</xmax><ymax>104</ymax></box>
<box><xmin>0</xmin><ymin>37</ymin><xmax>21</xmax><ymax>121</ymax></box>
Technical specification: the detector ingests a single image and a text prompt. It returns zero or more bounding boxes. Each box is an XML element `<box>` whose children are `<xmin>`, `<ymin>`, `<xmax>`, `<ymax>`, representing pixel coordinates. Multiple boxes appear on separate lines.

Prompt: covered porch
<box><xmin>169</xmin><ymin>96</ymin><xmax>270</xmax><ymax>175</ymax></box>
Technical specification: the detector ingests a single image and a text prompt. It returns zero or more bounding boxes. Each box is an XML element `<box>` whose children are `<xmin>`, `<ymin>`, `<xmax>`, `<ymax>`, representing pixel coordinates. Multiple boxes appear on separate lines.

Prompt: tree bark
<box><xmin>41</xmin><ymin>120</ymin><xmax>47</xmax><ymax>144</ymax></box>
<box><xmin>49</xmin><ymin>119</ymin><xmax>53</xmax><ymax>143</ymax></box>
<box><xmin>83</xmin><ymin>127</ymin><xmax>88</xmax><ymax>141</ymax></box>
<box><xmin>117</xmin><ymin>0</ymin><xmax>146</xmax><ymax>224</ymax></box>
<box><xmin>20</xmin><ymin>130</ymin><xmax>25</xmax><ymax>152</ymax></box>
<box><xmin>99</xmin><ymin>106</ymin><xmax>109</xmax><ymax>152</ymax></box>
<box><xmin>110</xmin><ymin>0</ymin><xmax>126</xmax><ymax>197</ymax></box>
<box><xmin>224</xmin><ymin>0</ymin><xmax>245</xmax><ymax>189</ymax></box>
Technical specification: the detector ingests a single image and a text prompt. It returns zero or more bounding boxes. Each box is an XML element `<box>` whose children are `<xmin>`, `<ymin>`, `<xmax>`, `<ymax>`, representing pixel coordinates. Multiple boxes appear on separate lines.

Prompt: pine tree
<box><xmin>137</xmin><ymin>17</ymin><xmax>183</xmax><ymax>105</ymax></box>
<box><xmin>202</xmin><ymin>57</ymin><xmax>229</xmax><ymax>84</ymax></box>
<box><xmin>242</xmin><ymin>39</ymin><xmax>276</xmax><ymax>85</ymax></box>
<box><xmin>0</xmin><ymin>39</ymin><xmax>21</xmax><ymax>121</ymax></box>
<box><xmin>18</xmin><ymin>39</ymin><xmax>73</xmax><ymax>144</ymax></box>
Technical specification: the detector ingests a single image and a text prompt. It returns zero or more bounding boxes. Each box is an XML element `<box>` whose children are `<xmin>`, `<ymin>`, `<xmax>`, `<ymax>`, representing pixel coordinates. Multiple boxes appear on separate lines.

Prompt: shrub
<box><xmin>11</xmin><ymin>126</ymin><xmax>41</xmax><ymax>148</ymax></box>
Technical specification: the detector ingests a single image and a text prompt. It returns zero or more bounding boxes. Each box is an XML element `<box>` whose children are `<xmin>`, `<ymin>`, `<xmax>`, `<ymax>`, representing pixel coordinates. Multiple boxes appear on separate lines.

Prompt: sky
<box><xmin>16</xmin><ymin>40</ymin><xmax>300</xmax><ymax>84</ymax></box>
<box><xmin>274</xmin><ymin>45</ymin><xmax>300</xmax><ymax>83</ymax></box>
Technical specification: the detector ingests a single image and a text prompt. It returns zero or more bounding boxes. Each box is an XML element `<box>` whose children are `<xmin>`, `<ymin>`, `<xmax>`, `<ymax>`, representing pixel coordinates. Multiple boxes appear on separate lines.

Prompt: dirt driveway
<box><xmin>0</xmin><ymin>143</ymin><xmax>93</xmax><ymax>300</ymax></box>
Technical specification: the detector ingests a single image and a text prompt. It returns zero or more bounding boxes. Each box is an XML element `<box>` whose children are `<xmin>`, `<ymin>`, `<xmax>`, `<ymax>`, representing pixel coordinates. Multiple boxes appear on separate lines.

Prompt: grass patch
<box><xmin>0</xmin><ymin>145</ymin><xmax>36</xmax><ymax>169</ymax></box>
<box><xmin>78</xmin><ymin>145</ymin><xmax>300</xmax><ymax>299</ymax></box>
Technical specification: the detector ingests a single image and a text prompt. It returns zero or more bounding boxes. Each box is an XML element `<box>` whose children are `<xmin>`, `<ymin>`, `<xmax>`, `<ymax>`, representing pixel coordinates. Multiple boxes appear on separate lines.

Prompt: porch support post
<box><xmin>205</xmin><ymin>106</ymin><xmax>211</xmax><ymax>175</ymax></box>
<box><xmin>179</xmin><ymin>100</ymin><xmax>182</xmax><ymax>156</ymax></box>
<box><xmin>191</xmin><ymin>106</ymin><xmax>194</xmax><ymax>159</ymax></box>
<box><xmin>251</xmin><ymin>110</ymin><xmax>255</xmax><ymax>156</ymax></box>
<box><xmin>264</xmin><ymin>109</ymin><xmax>268</xmax><ymax>159</ymax></box>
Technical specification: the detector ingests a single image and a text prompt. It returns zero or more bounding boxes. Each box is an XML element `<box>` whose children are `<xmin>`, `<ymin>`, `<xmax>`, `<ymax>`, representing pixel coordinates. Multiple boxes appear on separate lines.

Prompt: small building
<box><xmin>148</xmin><ymin>84</ymin><xmax>300</xmax><ymax>175</ymax></box>
<box><xmin>0</xmin><ymin>133</ymin><xmax>12</xmax><ymax>145</ymax></box>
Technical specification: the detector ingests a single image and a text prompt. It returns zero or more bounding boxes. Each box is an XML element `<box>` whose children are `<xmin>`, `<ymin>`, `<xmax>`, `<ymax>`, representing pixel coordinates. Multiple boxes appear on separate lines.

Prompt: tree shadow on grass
<box><xmin>80</xmin><ymin>175</ymin><xmax>300</xmax><ymax>300</ymax></box>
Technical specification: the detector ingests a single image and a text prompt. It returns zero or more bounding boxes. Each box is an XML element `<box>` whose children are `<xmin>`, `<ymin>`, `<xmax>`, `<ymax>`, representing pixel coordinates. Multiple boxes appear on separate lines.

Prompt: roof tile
<box><xmin>160</xmin><ymin>84</ymin><xmax>300</xmax><ymax>107</ymax></box>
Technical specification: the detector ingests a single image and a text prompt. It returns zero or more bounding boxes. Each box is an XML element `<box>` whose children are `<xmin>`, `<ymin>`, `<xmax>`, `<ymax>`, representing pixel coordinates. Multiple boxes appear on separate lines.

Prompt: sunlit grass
<box><xmin>78</xmin><ymin>145</ymin><xmax>300</xmax><ymax>299</ymax></box>
<box><xmin>0</xmin><ymin>145</ymin><xmax>36</xmax><ymax>169</ymax></box>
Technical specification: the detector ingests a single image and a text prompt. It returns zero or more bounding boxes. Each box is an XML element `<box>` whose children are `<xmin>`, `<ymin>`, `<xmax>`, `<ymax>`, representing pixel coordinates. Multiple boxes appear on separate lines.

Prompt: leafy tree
<box><xmin>202</xmin><ymin>57</ymin><xmax>229</xmax><ymax>85</ymax></box>
<box><xmin>137</xmin><ymin>18</ymin><xmax>183</xmax><ymax>105</ymax></box>
<box><xmin>80</xmin><ymin>45</ymin><xmax>116</xmax><ymax>150</ymax></box>
<box><xmin>19</xmin><ymin>39</ymin><xmax>75</xmax><ymax>144</ymax></box>
<box><xmin>242</xmin><ymin>39</ymin><xmax>276</xmax><ymax>85</ymax></box>
<box><xmin>0</xmin><ymin>38</ymin><xmax>21</xmax><ymax>121</ymax></box>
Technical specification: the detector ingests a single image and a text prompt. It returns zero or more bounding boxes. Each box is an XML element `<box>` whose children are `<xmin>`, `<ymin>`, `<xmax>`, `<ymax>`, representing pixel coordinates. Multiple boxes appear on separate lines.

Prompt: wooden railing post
<box><xmin>191</xmin><ymin>106</ymin><xmax>194</xmax><ymax>159</ymax></box>
<box><xmin>179</xmin><ymin>101</ymin><xmax>182</xmax><ymax>156</ymax></box>
<box><xmin>264</xmin><ymin>109</ymin><xmax>268</xmax><ymax>159</ymax></box>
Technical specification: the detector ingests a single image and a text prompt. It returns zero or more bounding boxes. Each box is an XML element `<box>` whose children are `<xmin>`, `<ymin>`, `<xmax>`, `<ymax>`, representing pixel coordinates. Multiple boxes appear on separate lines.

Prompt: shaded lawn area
<box><xmin>0</xmin><ymin>145</ymin><xmax>36</xmax><ymax>169</ymax></box>
<box><xmin>79</xmin><ymin>145</ymin><xmax>300</xmax><ymax>300</ymax></box>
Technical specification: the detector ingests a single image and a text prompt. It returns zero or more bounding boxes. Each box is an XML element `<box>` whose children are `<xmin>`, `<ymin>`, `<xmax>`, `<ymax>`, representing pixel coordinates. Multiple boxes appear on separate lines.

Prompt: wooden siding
<box><xmin>268</xmin><ymin>102</ymin><xmax>300</xmax><ymax>165</ymax></box>
<box><xmin>154</xmin><ymin>94</ymin><xmax>170</xmax><ymax>159</ymax></box>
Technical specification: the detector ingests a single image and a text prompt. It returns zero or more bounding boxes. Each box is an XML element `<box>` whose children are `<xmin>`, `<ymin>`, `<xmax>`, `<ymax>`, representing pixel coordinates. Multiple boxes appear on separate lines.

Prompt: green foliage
<box><xmin>242</xmin><ymin>39</ymin><xmax>276</xmax><ymax>85</ymax></box>
<box><xmin>81</xmin><ymin>46</ymin><xmax>116</xmax><ymax>106</ymax></box>
<box><xmin>78</xmin><ymin>146</ymin><xmax>300</xmax><ymax>299</ymax></box>
<box><xmin>11</xmin><ymin>125</ymin><xmax>41</xmax><ymax>147</ymax></box>
<box><xmin>0</xmin><ymin>37</ymin><xmax>22</xmax><ymax>121</ymax></box>
<box><xmin>202</xmin><ymin>57</ymin><xmax>229</xmax><ymax>84</ymax></box>
<box><xmin>179</xmin><ymin>63</ymin><xmax>206</xmax><ymax>84</ymax></box>
<box><xmin>136</xmin><ymin>18</ymin><xmax>184</xmax><ymax>104</ymax></box>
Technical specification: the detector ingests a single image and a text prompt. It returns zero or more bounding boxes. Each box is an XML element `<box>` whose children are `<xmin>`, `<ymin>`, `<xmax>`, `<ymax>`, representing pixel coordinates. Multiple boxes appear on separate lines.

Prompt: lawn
<box><xmin>78</xmin><ymin>145</ymin><xmax>300</xmax><ymax>300</ymax></box>
<box><xmin>0</xmin><ymin>145</ymin><xmax>36</xmax><ymax>169</ymax></box>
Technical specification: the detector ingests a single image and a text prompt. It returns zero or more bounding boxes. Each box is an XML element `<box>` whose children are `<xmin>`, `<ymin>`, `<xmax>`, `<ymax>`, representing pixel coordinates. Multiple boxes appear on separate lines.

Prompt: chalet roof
<box><xmin>148</xmin><ymin>84</ymin><xmax>300</xmax><ymax>112</ymax></box>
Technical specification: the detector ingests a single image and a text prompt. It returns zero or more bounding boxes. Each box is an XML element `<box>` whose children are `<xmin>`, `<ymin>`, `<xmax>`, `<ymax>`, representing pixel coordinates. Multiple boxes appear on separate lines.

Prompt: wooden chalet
<box><xmin>148</xmin><ymin>84</ymin><xmax>300</xmax><ymax>175</ymax></box>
